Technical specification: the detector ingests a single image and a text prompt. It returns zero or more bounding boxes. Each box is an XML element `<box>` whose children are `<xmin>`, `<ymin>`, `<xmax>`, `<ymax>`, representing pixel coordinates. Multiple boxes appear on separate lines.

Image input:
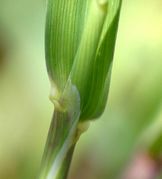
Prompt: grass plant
<box><xmin>39</xmin><ymin>0</ymin><xmax>122</xmax><ymax>178</ymax></box>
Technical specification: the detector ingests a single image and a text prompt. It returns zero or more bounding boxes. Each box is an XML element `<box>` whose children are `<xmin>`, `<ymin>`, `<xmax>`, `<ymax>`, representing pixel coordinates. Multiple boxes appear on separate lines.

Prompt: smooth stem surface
<box><xmin>38</xmin><ymin>108</ymin><xmax>80</xmax><ymax>179</ymax></box>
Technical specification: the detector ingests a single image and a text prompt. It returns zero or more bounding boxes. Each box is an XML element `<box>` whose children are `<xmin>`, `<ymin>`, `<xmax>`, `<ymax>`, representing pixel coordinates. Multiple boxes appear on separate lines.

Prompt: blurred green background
<box><xmin>0</xmin><ymin>0</ymin><xmax>162</xmax><ymax>178</ymax></box>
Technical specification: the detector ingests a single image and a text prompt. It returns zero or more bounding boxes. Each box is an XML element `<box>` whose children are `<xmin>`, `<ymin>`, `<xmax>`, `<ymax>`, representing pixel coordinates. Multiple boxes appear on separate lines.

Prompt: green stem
<box><xmin>38</xmin><ymin>108</ymin><xmax>80</xmax><ymax>179</ymax></box>
<box><xmin>56</xmin><ymin>145</ymin><xmax>75</xmax><ymax>179</ymax></box>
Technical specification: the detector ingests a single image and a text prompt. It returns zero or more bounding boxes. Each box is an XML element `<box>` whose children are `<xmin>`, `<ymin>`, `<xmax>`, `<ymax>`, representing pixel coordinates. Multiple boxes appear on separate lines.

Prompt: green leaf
<box><xmin>45</xmin><ymin>0</ymin><xmax>90</xmax><ymax>90</ymax></box>
<box><xmin>45</xmin><ymin>0</ymin><xmax>122</xmax><ymax>120</ymax></box>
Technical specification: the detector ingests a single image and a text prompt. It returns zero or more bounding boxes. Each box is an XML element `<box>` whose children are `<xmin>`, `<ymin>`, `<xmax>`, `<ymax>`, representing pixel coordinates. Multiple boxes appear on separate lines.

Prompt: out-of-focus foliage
<box><xmin>0</xmin><ymin>0</ymin><xmax>162</xmax><ymax>179</ymax></box>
